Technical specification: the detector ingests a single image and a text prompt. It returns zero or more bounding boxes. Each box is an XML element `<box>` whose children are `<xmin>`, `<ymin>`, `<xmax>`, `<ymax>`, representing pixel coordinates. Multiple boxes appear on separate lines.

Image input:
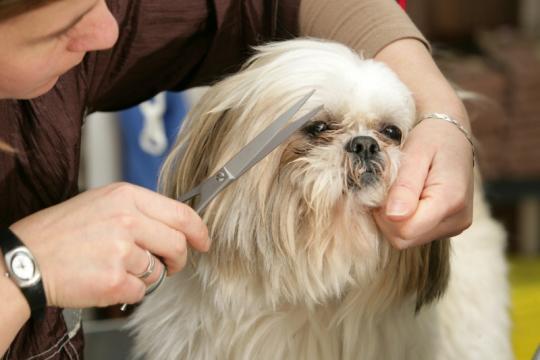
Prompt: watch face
<box><xmin>10</xmin><ymin>252</ymin><xmax>36</xmax><ymax>281</ymax></box>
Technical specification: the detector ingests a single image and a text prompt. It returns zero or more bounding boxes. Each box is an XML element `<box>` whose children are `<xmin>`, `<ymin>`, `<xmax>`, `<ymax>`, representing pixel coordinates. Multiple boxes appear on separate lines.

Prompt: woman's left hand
<box><xmin>374</xmin><ymin>116</ymin><xmax>474</xmax><ymax>249</ymax></box>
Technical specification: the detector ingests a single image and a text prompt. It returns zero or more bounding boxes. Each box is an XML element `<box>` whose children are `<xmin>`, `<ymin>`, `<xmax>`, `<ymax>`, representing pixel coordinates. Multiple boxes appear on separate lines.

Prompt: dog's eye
<box><xmin>305</xmin><ymin>121</ymin><xmax>329</xmax><ymax>136</ymax></box>
<box><xmin>380</xmin><ymin>125</ymin><xmax>402</xmax><ymax>143</ymax></box>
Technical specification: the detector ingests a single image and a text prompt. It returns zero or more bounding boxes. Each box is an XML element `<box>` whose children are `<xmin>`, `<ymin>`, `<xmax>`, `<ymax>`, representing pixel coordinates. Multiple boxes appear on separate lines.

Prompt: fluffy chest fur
<box><xmin>130</xmin><ymin>266</ymin><xmax>440</xmax><ymax>360</ymax></box>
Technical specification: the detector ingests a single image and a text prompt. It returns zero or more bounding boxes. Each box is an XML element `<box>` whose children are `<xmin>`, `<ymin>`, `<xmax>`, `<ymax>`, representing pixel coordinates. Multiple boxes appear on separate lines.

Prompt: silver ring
<box><xmin>119</xmin><ymin>258</ymin><xmax>167</xmax><ymax>311</ymax></box>
<box><xmin>135</xmin><ymin>250</ymin><xmax>155</xmax><ymax>279</ymax></box>
<box><xmin>145</xmin><ymin>264</ymin><xmax>167</xmax><ymax>296</ymax></box>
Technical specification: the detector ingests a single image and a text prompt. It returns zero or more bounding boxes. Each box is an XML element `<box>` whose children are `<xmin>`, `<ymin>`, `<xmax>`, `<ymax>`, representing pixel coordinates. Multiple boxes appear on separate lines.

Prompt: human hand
<box><xmin>9</xmin><ymin>182</ymin><xmax>209</xmax><ymax>309</ymax></box>
<box><xmin>374</xmin><ymin>118</ymin><xmax>474</xmax><ymax>249</ymax></box>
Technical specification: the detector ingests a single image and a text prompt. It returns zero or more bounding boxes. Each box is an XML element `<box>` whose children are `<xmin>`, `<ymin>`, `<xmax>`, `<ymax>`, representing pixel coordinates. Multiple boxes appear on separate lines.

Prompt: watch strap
<box><xmin>20</xmin><ymin>279</ymin><xmax>47</xmax><ymax>319</ymax></box>
<box><xmin>0</xmin><ymin>227</ymin><xmax>47</xmax><ymax>318</ymax></box>
<box><xmin>0</xmin><ymin>227</ymin><xmax>21</xmax><ymax>250</ymax></box>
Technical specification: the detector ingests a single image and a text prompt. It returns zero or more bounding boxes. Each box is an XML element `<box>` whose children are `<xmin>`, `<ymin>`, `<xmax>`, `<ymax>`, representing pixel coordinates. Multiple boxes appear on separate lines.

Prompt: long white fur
<box><xmin>128</xmin><ymin>39</ymin><xmax>512</xmax><ymax>360</ymax></box>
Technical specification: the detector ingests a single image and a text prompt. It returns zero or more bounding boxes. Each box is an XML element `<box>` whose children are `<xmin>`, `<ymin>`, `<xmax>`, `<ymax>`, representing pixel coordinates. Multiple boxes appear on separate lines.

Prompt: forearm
<box><xmin>374</xmin><ymin>38</ymin><xmax>470</xmax><ymax>130</ymax></box>
<box><xmin>299</xmin><ymin>0</ymin><xmax>430</xmax><ymax>59</ymax></box>
<box><xmin>0</xmin><ymin>255</ymin><xmax>31</xmax><ymax>357</ymax></box>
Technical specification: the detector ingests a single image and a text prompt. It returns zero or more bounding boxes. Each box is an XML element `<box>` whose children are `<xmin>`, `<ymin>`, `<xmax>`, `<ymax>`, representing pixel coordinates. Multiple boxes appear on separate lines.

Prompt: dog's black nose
<box><xmin>345</xmin><ymin>136</ymin><xmax>380</xmax><ymax>158</ymax></box>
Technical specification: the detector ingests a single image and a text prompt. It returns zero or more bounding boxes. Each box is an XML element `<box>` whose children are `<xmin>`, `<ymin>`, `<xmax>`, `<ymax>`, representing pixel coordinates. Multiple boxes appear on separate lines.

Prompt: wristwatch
<box><xmin>1</xmin><ymin>227</ymin><xmax>47</xmax><ymax>318</ymax></box>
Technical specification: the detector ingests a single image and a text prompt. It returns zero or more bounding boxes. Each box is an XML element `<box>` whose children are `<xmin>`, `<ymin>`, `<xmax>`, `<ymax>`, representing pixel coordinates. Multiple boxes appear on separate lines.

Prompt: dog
<box><xmin>129</xmin><ymin>39</ymin><xmax>511</xmax><ymax>360</ymax></box>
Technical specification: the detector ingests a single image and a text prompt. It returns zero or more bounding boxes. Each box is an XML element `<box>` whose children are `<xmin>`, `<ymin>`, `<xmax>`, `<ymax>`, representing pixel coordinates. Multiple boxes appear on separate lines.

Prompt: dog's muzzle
<box><xmin>345</xmin><ymin>136</ymin><xmax>384</xmax><ymax>188</ymax></box>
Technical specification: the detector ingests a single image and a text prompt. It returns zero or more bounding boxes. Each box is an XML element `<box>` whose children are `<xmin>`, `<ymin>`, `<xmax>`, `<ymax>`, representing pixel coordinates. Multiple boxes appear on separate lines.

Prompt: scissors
<box><xmin>178</xmin><ymin>90</ymin><xmax>322</xmax><ymax>213</ymax></box>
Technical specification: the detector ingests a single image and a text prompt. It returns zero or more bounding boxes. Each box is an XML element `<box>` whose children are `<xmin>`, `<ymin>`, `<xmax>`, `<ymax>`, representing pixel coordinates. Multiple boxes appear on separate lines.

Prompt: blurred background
<box><xmin>79</xmin><ymin>0</ymin><xmax>540</xmax><ymax>358</ymax></box>
<box><xmin>407</xmin><ymin>1</ymin><xmax>540</xmax><ymax>359</ymax></box>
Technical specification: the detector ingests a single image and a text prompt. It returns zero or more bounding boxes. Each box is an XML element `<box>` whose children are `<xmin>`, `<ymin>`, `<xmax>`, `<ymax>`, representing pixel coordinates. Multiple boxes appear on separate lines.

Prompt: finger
<box><xmin>115</xmin><ymin>275</ymin><xmax>146</xmax><ymax>306</ymax></box>
<box><xmin>124</xmin><ymin>185</ymin><xmax>210</xmax><ymax>252</ymax></box>
<box><xmin>374</xmin><ymin>186</ymin><xmax>449</xmax><ymax>248</ymax></box>
<box><xmin>119</xmin><ymin>215</ymin><xmax>188</xmax><ymax>274</ymax></box>
<box><xmin>124</xmin><ymin>247</ymin><xmax>168</xmax><ymax>286</ymax></box>
<box><xmin>404</xmin><ymin>209</ymin><xmax>472</xmax><ymax>247</ymax></box>
<box><xmin>376</xmin><ymin>189</ymin><xmax>472</xmax><ymax>249</ymax></box>
<box><xmin>399</xmin><ymin>186</ymin><xmax>450</xmax><ymax>239</ymax></box>
<box><xmin>435</xmin><ymin>200</ymin><xmax>473</xmax><ymax>238</ymax></box>
<box><xmin>137</xmin><ymin>257</ymin><xmax>167</xmax><ymax>286</ymax></box>
<box><xmin>124</xmin><ymin>246</ymin><xmax>152</xmax><ymax>276</ymax></box>
<box><xmin>385</xmin><ymin>140</ymin><xmax>433</xmax><ymax>221</ymax></box>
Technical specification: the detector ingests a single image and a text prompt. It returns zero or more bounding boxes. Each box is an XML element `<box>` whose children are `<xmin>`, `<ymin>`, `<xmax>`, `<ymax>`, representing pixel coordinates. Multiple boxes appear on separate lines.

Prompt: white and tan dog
<box><xmin>129</xmin><ymin>39</ymin><xmax>511</xmax><ymax>360</ymax></box>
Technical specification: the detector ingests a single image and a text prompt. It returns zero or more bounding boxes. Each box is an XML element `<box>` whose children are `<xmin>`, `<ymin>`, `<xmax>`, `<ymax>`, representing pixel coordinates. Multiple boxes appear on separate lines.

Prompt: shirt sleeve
<box><xmin>298</xmin><ymin>0</ymin><xmax>430</xmax><ymax>58</ymax></box>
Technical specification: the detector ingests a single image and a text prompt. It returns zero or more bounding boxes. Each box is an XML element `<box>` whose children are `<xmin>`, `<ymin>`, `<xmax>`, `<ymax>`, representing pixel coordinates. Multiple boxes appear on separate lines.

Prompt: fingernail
<box><xmin>387</xmin><ymin>200</ymin><xmax>409</xmax><ymax>217</ymax></box>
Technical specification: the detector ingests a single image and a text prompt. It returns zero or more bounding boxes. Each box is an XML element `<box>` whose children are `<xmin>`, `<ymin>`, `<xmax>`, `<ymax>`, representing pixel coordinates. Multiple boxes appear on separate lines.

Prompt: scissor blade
<box><xmin>177</xmin><ymin>183</ymin><xmax>201</xmax><ymax>203</ymax></box>
<box><xmin>223</xmin><ymin>90</ymin><xmax>315</xmax><ymax>178</ymax></box>
<box><xmin>237</xmin><ymin>105</ymin><xmax>323</xmax><ymax>178</ymax></box>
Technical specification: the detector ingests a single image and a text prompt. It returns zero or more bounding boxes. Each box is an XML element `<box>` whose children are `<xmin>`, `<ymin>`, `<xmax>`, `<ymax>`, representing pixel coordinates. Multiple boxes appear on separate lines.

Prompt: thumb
<box><xmin>385</xmin><ymin>149</ymin><xmax>431</xmax><ymax>221</ymax></box>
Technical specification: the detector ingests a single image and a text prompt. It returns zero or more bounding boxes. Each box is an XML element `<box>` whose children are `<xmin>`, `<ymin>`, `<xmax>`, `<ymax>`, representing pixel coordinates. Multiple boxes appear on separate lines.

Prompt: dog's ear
<box><xmin>413</xmin><ymin>238</ymin><xmax>451</xmax><ymax>312</ymax></box>
<box><xmin>377</xmin><ymin>238</ymin><xmax>450</xmax><ymax>312</ymax></box>
<box><xmin>158</xmin><ymin>103</ymin><xmax>232</xmax><ymax>202</ymax></box>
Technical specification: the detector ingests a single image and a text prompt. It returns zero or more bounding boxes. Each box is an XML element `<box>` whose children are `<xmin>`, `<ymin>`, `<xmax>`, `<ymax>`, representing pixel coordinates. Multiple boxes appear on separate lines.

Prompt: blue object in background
<box><xmin>118</xmin><ymin>92</ymin><xmax>188</xmax><ymax>190</ymax></box>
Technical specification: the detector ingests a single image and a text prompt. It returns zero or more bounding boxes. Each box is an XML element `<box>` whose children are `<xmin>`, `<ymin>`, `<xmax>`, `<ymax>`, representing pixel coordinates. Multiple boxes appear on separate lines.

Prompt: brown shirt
<box><xmin>0</xmin><ymin>0</ymin><xmax>426</xmax><ymax>358</ymax></box>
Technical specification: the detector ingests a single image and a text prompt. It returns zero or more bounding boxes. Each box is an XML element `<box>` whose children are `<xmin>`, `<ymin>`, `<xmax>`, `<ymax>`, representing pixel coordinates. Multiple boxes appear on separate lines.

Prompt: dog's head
<box><xmin>161</xmin><ymin>39</ymin><xmax>449</xmax><ymax>312</ymax></box>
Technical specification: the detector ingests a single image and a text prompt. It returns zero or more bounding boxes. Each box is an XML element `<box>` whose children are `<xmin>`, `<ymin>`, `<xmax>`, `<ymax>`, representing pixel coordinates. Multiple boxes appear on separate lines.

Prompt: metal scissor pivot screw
<box><xmin>216</xmin><ymin>170</ymin><xmax>227</xmax><ymax>182</ymax></box>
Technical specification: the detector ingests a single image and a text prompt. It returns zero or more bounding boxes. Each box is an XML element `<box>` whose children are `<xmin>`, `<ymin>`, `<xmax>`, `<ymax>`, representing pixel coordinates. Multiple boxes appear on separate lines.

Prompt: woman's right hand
<box><xmin>9</xmin><ymin>182</ymin><xmax>209</xmax><ymax>309</ymax></box>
